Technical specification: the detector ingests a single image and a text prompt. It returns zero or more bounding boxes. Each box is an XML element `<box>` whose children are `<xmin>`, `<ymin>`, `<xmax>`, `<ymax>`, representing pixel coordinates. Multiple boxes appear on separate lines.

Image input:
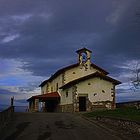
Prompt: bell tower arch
<box><xmin>76</xmin><ymin>48</ymin><xmax>92</xmax><ymax>65</ymax></box>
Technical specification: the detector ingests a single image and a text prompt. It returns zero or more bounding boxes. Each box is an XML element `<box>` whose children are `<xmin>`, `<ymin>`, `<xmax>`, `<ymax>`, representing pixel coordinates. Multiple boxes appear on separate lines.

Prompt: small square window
<box><xmin>88</xmin><ymin>83</ymin><xmax>91</xmax><ymax>85</ymax></box>
<box><xmin>102</xmin><ymin>90</ymin><xmax>105</xmax><ymax>93</ymax></box>
<box><xmin>94</xmin><ymin>93</ymin><xmax>97</xmax><ymax>96</ymax></box>
<box><xmin>51</xmin><ymin>87</ymin><xmax>53</xmax><ymax>92</ymax></box>
<box><xmin>66</xmin><ymin>91</ymin><xmax>68</xmax><ymax>97</ymax></box>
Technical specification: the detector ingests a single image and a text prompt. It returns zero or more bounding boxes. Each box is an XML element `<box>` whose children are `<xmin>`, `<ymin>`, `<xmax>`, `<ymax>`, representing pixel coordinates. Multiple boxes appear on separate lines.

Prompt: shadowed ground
<box><xmin>1</xmin><ymin>113</ymin><xmax>125</xmax><ymax>140</ymax></box>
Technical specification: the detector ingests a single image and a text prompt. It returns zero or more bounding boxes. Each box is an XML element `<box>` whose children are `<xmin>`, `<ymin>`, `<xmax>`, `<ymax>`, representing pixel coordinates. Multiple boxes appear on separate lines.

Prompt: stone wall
<box><xmin>116</xmin><ymin>101</ymin><xmax>140</xmax><ymax>109</ymax></box>
<box><xmin>60</xmin><ymin>100</ymin><xmax>114</xmax><ymax>112</ymax></box>
<box><xmin>95</xmin><ymin>116</ymin><xmax>140</xmax><ymax>135</ymax></box>
<box><xmin>0</xmin><ymin>106</ymin><xmax>14</xmax><ymax>135</ymax></box>
<box><xmin>91</xmin><ymin>101</ymin><xmax>115</xmax><ymax>111</ymax></box>
<box><xmin>60</xmin><ymin>104</ymin><xmax>74</xmax><ymax>112</ymax></box>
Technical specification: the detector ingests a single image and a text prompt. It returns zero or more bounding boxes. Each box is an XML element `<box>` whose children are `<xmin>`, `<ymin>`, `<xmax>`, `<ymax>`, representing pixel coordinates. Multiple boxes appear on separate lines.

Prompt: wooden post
<box><xmin>34</xmin><ymin>99</ymin><xmax>39</xmax><ymax>112</ymax></box>
<box><xmin>11</xmin><ymin>96</ymin><xmax>14</xmax><ymax>106</ymax></box>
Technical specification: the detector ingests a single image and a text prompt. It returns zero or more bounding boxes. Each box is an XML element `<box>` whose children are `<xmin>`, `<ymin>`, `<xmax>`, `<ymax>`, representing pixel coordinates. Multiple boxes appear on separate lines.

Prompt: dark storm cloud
<box><xmin>0</xmin><ymin>88</ymin><xmax>18</xmax><ymax>95</ymax></box>
<box><xmin>92</xmin><ymin>0</ymin><xmax>140</xmax><ymax>77</ymax></box>
<box><xmin>95</xmin><ymin>0</ymin><xmax>140</xmax><ymax>58</ymax></box>
<box><xmin>0</xmin><ymin>0</ymin><xmax>49</xmax><ymax>16</ymax></box>
<box><xmin>0</xmin><ymin>0</ymin><xmax>140</xmax><ymax>79</ymax></box>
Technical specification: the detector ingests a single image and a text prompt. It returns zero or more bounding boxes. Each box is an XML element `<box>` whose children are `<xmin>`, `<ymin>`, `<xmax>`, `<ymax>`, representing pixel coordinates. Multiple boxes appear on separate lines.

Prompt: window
<box><xmin>94</xmin><ymin>93</ymin><xmax>97</xmax><ymax>96</ymax></box>
<box><xmin>51</xmin><ymin>87</ymin><xmax>53</xmax><ymax>92</ymax></box>
<box><xmin>88</xmin><ymin>83</ymin><xmax>91</xmax><ymax>85</ymax></box>
<box><xmin>56</xmin><ymin>83</ymin><xmax>58</xmax><ymax>90</ymax></box>
<box><xmin>81</xmin><ymin>52</ymin><xmax>87</xmax><ymax>62</ymax></box>
<box><xmin>102</xmin><ymin>90</ymin><xmax>105</xmax><ymax>93</ymax></box>
<box><xmin>46</xmin><ymin>86</ymin><xmax>48</xmax><ymax>93</ymax></box>
<box><xmin>66</xmin><ymin>91</ymin><xmax>68</xmax><ymax>97</ymax></box>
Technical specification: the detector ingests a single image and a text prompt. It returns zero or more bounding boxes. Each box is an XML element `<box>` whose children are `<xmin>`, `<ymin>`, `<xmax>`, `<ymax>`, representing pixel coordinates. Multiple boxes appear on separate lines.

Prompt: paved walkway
<box><xmin>1</xmin><ymin>113</ymin><xmax>123</xmax><ymax>140</ymax></box>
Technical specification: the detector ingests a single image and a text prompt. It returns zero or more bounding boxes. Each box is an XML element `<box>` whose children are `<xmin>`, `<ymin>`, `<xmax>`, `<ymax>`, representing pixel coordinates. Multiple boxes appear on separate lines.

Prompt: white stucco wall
<box><xmin>41</xmin><ymin>85</ymin><xmax>46</xmax><ymax>94</ymax></box>
<box><xmin>64</xmin><ymin>65</ymin><xmax>99</xmax><ymax>84</ymax></box>
<box><xmin>60</xmin><ymin>88</ymin><xmax>73</xmax><ymax>105</ymax></box>
<box><xmin>41</xmin><ymin>74</ymin><xmax>63</xmax><ymax>94</ymax></box>
<box><xmin>49</xmin><ymin>74</ymin><xmax>63</xmax><ymax>92</ymax></box>
<box><xmin>59</xmin><ymin>77</ymin><xmax>115</xmax><ymax>105</ymax></box>
<box><xmin>41</xmin><ymin>64</ymin><xmax>101</xmax><ymax>94</ymax></box>
<box><xmin>76</xmin><ymin>78</ymin><xmax>114</xmax><ymax>102</ymax></box>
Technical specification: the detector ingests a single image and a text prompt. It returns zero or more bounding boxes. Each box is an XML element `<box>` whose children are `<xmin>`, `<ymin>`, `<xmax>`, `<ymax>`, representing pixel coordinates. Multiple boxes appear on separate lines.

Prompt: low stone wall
<box><xmin>91</xmin><ymin>101</ymin><xmax>115</xmax><ymax>111</ymax></box>
<box><xmin>0</xmin><ymin>106</ymin><xmax>14</xmax><ymax>134</ymax></box>
<box><xmin>116</xmin><ymin>101</ymin><xmax>140</xmax><ymax>109</ymax></box>
<box><xmin>95</xmin><ymin>116</ymin><xmax>140</xmax><ymax>134</ymax></box>
<box><xmin>60</xmin><ymin>104</ymin><xmax>74</xmax><ymax>112</ymax></box>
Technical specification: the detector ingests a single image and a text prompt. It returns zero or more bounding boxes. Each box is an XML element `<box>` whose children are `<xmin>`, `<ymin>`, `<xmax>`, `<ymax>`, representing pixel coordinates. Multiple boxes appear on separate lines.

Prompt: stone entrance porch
<box><xmin>27</xmin><ymin>92</ymin><xmax>60</xmax><ymax>112</ymax></box>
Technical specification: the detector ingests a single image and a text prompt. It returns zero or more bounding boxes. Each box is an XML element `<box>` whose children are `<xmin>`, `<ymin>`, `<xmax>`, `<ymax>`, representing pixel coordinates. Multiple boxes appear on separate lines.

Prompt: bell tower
<box><xmin>76</xmin><ymin>48</ymin><xmax>92</xmax><ymax>68</ymax></box>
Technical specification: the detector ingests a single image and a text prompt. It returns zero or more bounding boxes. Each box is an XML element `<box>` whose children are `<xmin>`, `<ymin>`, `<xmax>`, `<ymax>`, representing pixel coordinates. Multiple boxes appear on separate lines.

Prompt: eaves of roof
<box><xmin>76</xmin><ymin>47</ymin><xmax>92</xmax><ymax>53</ymax></box>
<box><xmin>27</xmin><ymin>92</ymin><xmax>60</xmax><ymax>102</ymax></box>
<box><xmin>59</xmin><ymin>72</ymin><xmax>121</xmax><ymax>89</ymax></box>
<box><xmin>39</xmin><ymin>63</ymin><xmax>109</xmax><ymax>87</ymax></box>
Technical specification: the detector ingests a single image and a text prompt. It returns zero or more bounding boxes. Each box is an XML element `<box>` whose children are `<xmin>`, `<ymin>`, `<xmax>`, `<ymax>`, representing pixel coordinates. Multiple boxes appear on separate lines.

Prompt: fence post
<box><xmin>11</xmin><ymin>96</ymin><xmax>14</xmax><ymax>106</ymax></box>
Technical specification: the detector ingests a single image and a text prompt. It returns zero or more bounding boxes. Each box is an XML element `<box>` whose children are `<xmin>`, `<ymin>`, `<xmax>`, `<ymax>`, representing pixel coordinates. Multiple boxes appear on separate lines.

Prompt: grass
<box><xmin>83</xmin><ymin>108</ymin><xmax>140</xmax><ymax>122</ymax></box>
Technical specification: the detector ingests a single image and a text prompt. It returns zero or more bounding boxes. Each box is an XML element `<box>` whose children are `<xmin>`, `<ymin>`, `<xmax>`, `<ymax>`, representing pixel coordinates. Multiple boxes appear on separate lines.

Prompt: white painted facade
<box><xmin>41</xmin><ymin>65</ymin><xmax>101</xmax><ymax>94</ymax></box>
<box><xmin>61</xmin><ymin>77</ymin><xmax>114</xmax><ymax>105</ymax></box>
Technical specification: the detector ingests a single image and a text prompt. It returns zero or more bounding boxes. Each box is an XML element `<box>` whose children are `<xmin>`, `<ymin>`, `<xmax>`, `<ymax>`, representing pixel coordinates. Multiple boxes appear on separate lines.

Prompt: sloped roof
<box><xmin>27</xmin><ymin>92</ymin><xmax>60</xmax><ymax>101</ymax></box>
<box><xmin>76</xmin><ymin>47</ymin><xmax>92</xmax><ymax>53</ymax></box>
<box><xmin>39</xmin><ymin>63</ymin><xmax>109</xmax><ymax>87</ymax></box>
<box><xmin>59</xmin><ymin>72</ymin><xmax>121</xmax><ymax>89</ymax></box>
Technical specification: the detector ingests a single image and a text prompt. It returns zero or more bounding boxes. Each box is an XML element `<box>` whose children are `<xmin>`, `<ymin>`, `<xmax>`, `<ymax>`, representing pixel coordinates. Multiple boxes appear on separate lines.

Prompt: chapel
<box><xmin>27</xmin><ymin>48</ymin><xmax>121</xmax><ymax>112</ymax></box>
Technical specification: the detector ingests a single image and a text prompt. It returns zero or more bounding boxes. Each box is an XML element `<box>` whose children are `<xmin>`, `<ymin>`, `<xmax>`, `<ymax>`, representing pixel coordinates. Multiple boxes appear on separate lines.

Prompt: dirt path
<box><xmin>1</xmin><ymin>112</ymin><xmax>124</xmax><ymax>140</ymax></box>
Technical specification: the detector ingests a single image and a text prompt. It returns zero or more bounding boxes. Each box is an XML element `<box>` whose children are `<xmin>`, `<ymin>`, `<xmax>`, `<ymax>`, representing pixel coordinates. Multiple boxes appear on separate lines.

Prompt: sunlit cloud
<box><xmin>2</xmin><ymin>34</ymin><xmax>19</xmax><ymax>43</ymax></box>
<box><xmin>11</xmin><ymin>14</ymin><xmax>32</xmax><ymax>22</ymax></box>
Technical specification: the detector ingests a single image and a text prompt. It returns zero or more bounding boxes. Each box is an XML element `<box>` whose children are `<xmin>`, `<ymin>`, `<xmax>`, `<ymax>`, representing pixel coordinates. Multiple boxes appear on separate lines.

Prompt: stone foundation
<box><xmin>60</xmin><ymin>101</ymin><xmax>114</xmax><ymax>112</ymax></box>
<box><xmin>55</xmin><ymin>100</ymin><xmax>115</xmax><ymax>112</ymax></box>
<box><xmin>73</xmin><ymin>101</ymin><xmax>115</xmax><ymax>112</ymax></box>
<box><xmin>91</xmin><ymin>101</ymin><xmax>115</xmax><ymax>111</ymax></box>
<box><xmin>60</xmin><ymin>104</ymin><xmax>74</xmax><ymax>112</ymax></box>
<box><xmin>28</xmin><ymin>100</ymin><xmax>115</xmax><ymax>113</ymax></box>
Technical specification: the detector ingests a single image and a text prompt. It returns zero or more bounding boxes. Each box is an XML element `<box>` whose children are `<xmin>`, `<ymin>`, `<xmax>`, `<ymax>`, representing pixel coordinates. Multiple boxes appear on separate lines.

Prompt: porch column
<box><xmin>34</xmin><ymin>99</ymin><xmax>39</xmax><ymax>112</ymax></box>
<box><xmin>29</xmin><ymin>100</ymin><xmax>34</xmax><ymax>112</ymax></box>
<box><xmin>29</xmin><ymin>101</ymin><xmax>31</xmax><ymax>112</ymax></box>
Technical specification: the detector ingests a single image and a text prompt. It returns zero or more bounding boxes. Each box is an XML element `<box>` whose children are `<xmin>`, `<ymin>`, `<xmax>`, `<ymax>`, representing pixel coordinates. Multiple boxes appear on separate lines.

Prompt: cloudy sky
<box><xmin>0</xmin><ymin>0</ymin><xmax>140</xmax><ymax>107</ymax></box>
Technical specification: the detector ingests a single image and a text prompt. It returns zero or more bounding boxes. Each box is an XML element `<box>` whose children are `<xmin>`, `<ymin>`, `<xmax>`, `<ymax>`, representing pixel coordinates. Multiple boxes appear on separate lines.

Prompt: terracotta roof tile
<box><xmin>27</xmin><ymin>92</ymin><xmax>60</xmax><ymax>101</ymax></box>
